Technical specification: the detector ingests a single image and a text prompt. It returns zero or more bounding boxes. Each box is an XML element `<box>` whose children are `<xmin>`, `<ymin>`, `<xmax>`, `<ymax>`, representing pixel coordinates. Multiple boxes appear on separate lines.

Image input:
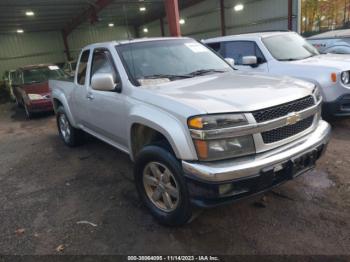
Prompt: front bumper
<box><xmin>182</xmin><ymin>120</ymin><xmax>331</xmax><ymax>208</ymax></box>
<box><xmin>27</xmin><ymin>99</ymin><xmax>53</xmax><ymax>113</ymax></box>
<box><xmin>323</xmin><ymin>94</ymin><xmax>350</xmax><ymax>117</ymax></box>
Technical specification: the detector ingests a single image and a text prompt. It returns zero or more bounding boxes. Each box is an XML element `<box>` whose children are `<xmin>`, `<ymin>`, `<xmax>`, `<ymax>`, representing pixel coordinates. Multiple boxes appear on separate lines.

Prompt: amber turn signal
<box><xmin>194</xmin><ymin>140</ymin><xmax>208</xmax><ymax>159</ymax></box>
<box><xmin>331</xmin><ymin>73</ymin><xmax>337</xmax><ymax>83</ymax></box>
<box><xmin>188</xmin><ymin>117</ymin><xmax>203</xmax><ymax>129</ymax></box>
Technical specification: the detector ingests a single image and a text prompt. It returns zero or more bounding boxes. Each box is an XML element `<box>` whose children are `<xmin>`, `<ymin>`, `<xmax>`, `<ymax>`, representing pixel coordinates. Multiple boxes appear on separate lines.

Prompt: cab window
<box><xmin>77</xmin><ymin>50</ymin><xmax>90</xmax><ymax>85</ymax></box>
<box><xmin>90</xmin><ymin>49</ymin><xmax>120</xmax><ymax>86</ymax></box>
<box><xmin>222</xmin><ymin>41</ymin><xmax>266</xmax><ymax>65</ymax></box>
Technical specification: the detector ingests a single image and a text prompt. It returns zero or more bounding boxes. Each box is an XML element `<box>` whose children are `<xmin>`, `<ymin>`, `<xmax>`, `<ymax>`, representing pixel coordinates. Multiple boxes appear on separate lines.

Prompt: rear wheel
<box><xmin>56</xmin><ymin>106</ymin><xmax>84</xmax><ymax>147</ymax></box>
<box><xmin>134</xmin><ymin>143</ymin><xmax>192</xmax><ymax>226</ymax></box>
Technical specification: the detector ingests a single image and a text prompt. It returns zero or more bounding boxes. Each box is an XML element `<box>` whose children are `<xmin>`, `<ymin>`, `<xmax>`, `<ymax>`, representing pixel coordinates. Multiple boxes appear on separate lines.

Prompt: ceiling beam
<box><xmin>62</xmin><ymin>0</ymin><xmax>114</xmax><ymax>36</ymax></box>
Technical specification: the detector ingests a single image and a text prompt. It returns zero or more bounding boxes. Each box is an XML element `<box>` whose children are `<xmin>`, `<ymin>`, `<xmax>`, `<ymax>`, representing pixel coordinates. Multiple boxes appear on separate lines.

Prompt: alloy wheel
<box><xmin>58</xmin><ymin>114</ymin><xmax>71</xmax><ymax>142</ymax></box>
<box><xmin>143</xmin><ymin>162</ymin><xmax>180</xmax><ymax>212</ymax></box>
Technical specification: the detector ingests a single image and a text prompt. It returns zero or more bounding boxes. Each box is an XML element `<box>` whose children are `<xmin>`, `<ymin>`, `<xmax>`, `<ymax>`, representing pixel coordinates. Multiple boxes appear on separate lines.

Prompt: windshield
<box><xmin>116</xmin><ymin>39</ymin><xmax>232</xmax><ymax>85</ymax></box>
<box><xmin>23</xmin><ymin>66</ymin><xmax>66</xmax><ymax>84</ymax></box>
<box><xmin>262</xmin><ymin>33</ymin><xmax>320</xmax><ymax>61</ymax></box>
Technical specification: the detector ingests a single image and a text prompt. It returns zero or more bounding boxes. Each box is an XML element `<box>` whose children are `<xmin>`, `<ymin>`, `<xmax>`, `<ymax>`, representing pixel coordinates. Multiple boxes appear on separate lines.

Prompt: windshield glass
<box><xmin>262</xmin><ymin>33</ymin><xmax>319</xmax><ymax>61</ymax></box>
<box><xmin>116</xmin><ymin>39</ymin><xmax>232</xmax><ymax>85</ymax></box>
<box><xmin>23</xmin><ymin>66</ymin><xmax>66</xmax><ymax>84</ymax></box>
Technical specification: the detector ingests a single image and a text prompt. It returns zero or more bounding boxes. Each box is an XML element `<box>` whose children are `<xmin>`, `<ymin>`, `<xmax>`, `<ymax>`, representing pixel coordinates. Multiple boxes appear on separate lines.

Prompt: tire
<box><xmin>23</xmin><ymin>102</ymin><xmax>33</xmax><ymax>119</ymax></box>
<box><xmin>56</xmin><ymin>106</ymin><xmax>84</xmax><ymax>147</ymax></box>
<box><xmin>9</xmin><ymin>88</ymin><xmax>16</xmax><ymax>102</ymax></box>
<box><xmin>15</xmin><ymin>97</ymin><xmax>22</xmax><ymax>108</ymax></box>
<box><xmin>134</xmin><ymin>143</ymin><xmax>192</xmax><ymax>226</ymax></box>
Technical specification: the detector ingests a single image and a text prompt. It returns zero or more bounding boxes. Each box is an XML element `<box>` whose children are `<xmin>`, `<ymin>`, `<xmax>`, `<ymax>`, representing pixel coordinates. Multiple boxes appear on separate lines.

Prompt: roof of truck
<box><xmin>203</xmin><ymin>31</ymin><xmax>294</xmax><ymax>43</ymax></box>
<box><xmin>83</xmin><ymin>37</ymin><xmax>192</xmax><ymax>49</ymax></box>
<box><xmin>308</xmin><ymin>29</ymin><xmax>350</xmax><ymax>39</ymax></box>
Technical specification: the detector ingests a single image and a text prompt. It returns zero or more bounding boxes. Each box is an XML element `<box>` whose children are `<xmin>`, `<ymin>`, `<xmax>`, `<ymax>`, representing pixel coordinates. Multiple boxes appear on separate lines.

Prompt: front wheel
<box><xmin>23</xmin><ymin>102</ymin><xmax>32</xmax><ymax>119</ymax></box>
<box><xmin>56</xmin><ymin>106</ymin><xmax>84</xmax><ymax>147</ymax></box>
<box><xmin>134</xmin><ymin>144</ymin><xmax>192</xmax><ymax>226</ymax></box>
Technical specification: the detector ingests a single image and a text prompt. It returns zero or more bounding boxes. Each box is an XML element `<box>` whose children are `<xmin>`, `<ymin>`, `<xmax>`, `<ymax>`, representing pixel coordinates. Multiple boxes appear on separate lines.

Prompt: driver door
<box><xmin>85</xmin><ymin>48</ymin><xmax>127</xmax><ymax>148</ymax></box>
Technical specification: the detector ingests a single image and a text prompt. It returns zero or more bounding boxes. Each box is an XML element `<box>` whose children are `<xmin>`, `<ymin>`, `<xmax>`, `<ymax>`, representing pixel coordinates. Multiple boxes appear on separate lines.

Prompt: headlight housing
<box><xmin>188</xmin><ymin>114</ymin><xmax>255</xmax><ymax>161</ymax></box>
<box><xmin>188</xmin><ymin>114</ymin><xmax>247</xmax><ymax>130</ymax></box>
<box><xmin>28</xmin><ymin>93</ymin><xmax>44</xmax><ymax>100</ymax></box>
<box><xmin>312</xmin><ymin>86</ymin><xmax>322</xmax><ymax>102</ymax></box>
<box><xmin>341</xmin><ymin>71</ymin><xmax>350</xmax><ymax>85</ymax></box>
<box><xmin>193</xmin><ymin>136</ymin><xmax>255</xmax><ymax>161</ymax></box>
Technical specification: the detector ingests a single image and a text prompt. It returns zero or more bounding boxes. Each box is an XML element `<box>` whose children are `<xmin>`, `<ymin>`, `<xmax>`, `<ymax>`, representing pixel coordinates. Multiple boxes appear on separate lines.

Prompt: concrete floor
<box><xmin>0</xmin><ymin>102</ymin><xmax>349</xmax><ymax>255</ymax></box>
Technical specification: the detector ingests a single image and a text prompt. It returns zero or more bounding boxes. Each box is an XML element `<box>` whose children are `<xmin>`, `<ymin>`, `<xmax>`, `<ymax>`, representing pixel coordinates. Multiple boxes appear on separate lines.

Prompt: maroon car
<box><xmin>12</xmin><ymin>64</ymin><xmax>67</xmax><ymax>118</ymax></box>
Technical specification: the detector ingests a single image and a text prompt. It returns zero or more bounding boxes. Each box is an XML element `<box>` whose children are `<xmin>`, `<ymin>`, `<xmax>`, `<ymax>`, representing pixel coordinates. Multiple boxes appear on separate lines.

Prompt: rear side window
<box><xmin>222</xmin><ymin>41</ymin><xmax>265</xmax><ymax>65</ymax></box>
<box><xmin>77</xmin><ymin>50</ymin><xmax>90</xmax><ymax>85</ymax></box>
<box><xmin>10</xmin><ymin>72</ymin><xmax>16</xmax><ymax>81</ymax></box>
<box><xmin>13</xmin><ymin>71</ymin><xmax>22</xmax><ymax>85</ymax></box>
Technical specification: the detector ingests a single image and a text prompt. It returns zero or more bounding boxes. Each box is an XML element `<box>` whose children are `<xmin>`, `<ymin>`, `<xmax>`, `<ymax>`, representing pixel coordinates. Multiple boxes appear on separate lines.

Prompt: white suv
<box><xmin>204</xmin><ymin>32</ymin><xmax>350</xmax><ymax>117</ymax></box>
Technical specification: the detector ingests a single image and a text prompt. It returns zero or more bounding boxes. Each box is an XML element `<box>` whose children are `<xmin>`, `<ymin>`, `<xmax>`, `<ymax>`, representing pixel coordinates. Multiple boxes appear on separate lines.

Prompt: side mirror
<box><xmin>91</xmin><ymin>73</ymin><xmax>117</xmax><ymax>91</ymax></box>
<box><xmin>242</xmin><ymin>56</ymin><xmax>258</xmax><ymax>66</ymax></box>
<box><xmin>225</xmin><ymin>58</ymin><xmax>235</xmax><ymax>67</ymax></box>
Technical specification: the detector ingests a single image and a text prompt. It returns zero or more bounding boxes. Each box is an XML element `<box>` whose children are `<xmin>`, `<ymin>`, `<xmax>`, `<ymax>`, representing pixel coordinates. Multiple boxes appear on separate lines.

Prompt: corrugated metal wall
<box><xmin>225</xmin><ymin>0</ymin><xmax>297</xmax><ymax>35</ymax></box>
<box><xmin>0</xmin><ymin>31</ymin><xmax>65</xmax><ymax>76</ymax></box>
<box><xmin>0</xmin><ymin>26</ymin><xmax>134</xmax><ymax>76</ymax></box>
<box><xmin>139</xmin><ymin>0</ymin><xmax>299</xmax><ymax>39</ymax></box>
<box><xmin>68</xmin><ymin>25</ymin><xmax>135</xmax><ymax>58</ymax></box>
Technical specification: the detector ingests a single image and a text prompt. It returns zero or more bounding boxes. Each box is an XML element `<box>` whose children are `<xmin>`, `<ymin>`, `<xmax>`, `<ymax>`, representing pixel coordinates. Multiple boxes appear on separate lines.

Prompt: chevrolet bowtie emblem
<box><xmin>286</xmin><ymin>112</ymin><xmax>301</xmax><ymax>126</ymax></box>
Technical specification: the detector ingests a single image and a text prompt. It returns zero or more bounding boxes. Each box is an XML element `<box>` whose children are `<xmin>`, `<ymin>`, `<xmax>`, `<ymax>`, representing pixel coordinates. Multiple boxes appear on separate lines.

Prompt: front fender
<box><xmin>127</xmin><ymin>105</ymin><xmax>197</xmax><ymax>161</ymax></box>
<box><xmin>51</xmin><ymin>90</ymin><xmax>77</xmax><ymax>127</ymax></box>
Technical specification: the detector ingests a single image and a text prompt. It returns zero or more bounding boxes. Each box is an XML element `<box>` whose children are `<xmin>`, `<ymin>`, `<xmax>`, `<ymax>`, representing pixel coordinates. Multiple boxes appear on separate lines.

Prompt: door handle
<box><xmin>86</xmin><ymin>93</ymin><xmax>94</xmax><ymax>100</ymax></box>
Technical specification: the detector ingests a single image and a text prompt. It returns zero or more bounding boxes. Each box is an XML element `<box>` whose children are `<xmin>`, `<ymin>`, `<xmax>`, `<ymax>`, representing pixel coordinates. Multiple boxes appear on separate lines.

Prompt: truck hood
<box><xmin>138</xmin><ymin>72</ymin><xmax>314</xmax><ymax>114</ymax></box>
<box><xmin>287</xmin><ymin>54</ymin><xmax>350</xmax><ymax>71</ymax></box>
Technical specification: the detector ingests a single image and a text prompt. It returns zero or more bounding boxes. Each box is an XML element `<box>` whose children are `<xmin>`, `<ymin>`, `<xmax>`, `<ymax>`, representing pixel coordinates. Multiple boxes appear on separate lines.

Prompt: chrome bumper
<box><xmin>182</xmin><ymin>120</ymin><xmax>331</xmax><ymax>182</ymax></box>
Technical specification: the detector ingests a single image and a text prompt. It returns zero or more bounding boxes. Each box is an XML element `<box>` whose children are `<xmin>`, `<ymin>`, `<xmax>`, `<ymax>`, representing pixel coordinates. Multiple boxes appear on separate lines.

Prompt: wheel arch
<box><xmin>51</xmin><ymin>92</ymin><xmax>77</xmax><ymax>127</ymax></box>
<box><xmin>127</xmin><ymin>106</ymin><xmax>197</xmax><ymax>162</ymax></box>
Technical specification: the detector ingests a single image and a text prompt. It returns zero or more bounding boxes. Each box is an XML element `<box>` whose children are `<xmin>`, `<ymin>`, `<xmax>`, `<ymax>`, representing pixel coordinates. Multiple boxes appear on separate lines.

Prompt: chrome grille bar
<box><xmin>190</xmin><ymin>99</ymin><xmax>322</xmax><ymax>140</ymax></box>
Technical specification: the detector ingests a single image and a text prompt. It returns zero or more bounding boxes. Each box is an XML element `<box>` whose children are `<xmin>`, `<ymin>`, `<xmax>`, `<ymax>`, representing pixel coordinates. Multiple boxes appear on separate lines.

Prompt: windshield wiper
<box><xmin>280</xmin><ymin>54</ymin><xmax>318</xmax><ymax>61</ymax></box>
<box><xmin>279</xmin><ymin>58</ymin><xmax>300</xmax><ymax>61</ymax></box>
<box><xmin>187</xmin><ymin>69</ymin><xmax>227</xmax><ymax>76</ymax></box>
<box><xmin>142</xmin><ymin>74</ymin><xmax>192</xmax><ymax>80</ymax></box>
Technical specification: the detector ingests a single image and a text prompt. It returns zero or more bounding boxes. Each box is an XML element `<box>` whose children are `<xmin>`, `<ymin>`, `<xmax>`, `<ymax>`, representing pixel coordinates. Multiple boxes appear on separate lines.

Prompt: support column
<box><xmin>160</xmin><ymin>17</ymin><xmax>165</xmax><ymax>37</ymax></box>
<box><xmin>288</xmin><ymin>0</ymin><xmax>293</xmax><ymax>31</ymax></box>
<box><xmin>164</xmin><ymin>0</ymin><xmax>181</xmax><ymax>37</ymax></box>
<box><xmin>62</xmin><ymin>30</ymin><xmax>72</xmax><ymax>61</ymax></box>
<box><xmin>220</xmin><ymin>0</ymin><xmax>226</xmax><ymax>36</ymax></box>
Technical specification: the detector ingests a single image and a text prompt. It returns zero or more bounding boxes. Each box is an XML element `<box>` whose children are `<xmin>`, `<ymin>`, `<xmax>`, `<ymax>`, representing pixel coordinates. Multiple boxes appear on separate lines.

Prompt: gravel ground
<box><xmin>0</xmin><ymin>102</ymin><xmax>349</xmax><ymax>255</ymax></box>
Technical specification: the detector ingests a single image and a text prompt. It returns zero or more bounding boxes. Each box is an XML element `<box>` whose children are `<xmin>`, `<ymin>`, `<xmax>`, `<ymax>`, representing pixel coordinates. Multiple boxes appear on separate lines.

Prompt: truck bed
<box><xmin>49</xmin><ymin>78</ymin><xmax>75</xmax><ymax>101</ymax></box>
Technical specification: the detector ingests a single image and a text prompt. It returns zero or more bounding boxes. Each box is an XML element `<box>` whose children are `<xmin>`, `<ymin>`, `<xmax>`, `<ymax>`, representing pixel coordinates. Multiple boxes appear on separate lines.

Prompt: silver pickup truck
<box><xmin>50</xmin><ymin>37</ymin><xmax>331</xmax><ymax>226</ymax></box>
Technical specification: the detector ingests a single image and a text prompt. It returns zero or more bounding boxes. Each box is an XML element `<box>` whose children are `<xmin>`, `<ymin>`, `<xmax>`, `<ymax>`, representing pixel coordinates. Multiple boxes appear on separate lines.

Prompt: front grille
<box><xmin>252</xmin><ymin>96</ymin><xmax>315</xmax><ymax>123</ymax></box>
<box><xmin>261</xmin><ymin>116</ymin><xmax>314</xmax><ymax>144</ymax></box>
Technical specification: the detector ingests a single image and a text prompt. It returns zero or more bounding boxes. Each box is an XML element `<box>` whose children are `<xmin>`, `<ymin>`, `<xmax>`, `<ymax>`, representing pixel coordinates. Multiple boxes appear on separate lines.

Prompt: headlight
<box><xmin>193</xmin><ymin>136</ymin><xmax>255</xmax><ymax>161</ymax></box>
<box><xmin>27</xmin><ymin>94</ymin><xmax>44</xmax><ymax>100</ymax></box>
<box><xmin>312</xmin><ymin>86</ymin><xmax>322</xmax><ymax>102</ymax></box>
<box><xmin>188</xmin><ymin>114</ymin><xmax>248</xmax><ymax>130</ymax></box>
<box><xmin>341</xmin><ymin>71</ymin><xmax>350</xmax><ymax>85</ymax></box>
<box><xmin>188</xmin><ymin>114</ymin><xmax>255</xmax><ymax>161</ymax></box>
